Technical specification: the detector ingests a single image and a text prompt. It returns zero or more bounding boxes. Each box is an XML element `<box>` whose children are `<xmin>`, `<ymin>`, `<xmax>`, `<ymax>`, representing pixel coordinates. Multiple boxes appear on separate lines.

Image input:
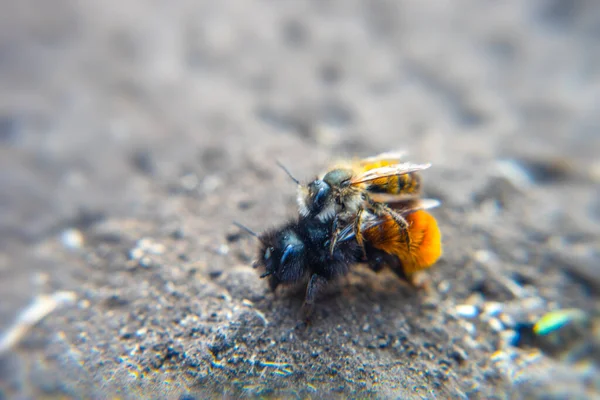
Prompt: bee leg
<box><xmin>300</xmin><ymin>274</ymin><xmax>328</xmax><ymax>322</ymax></box>
<box><xmin>389</xmin><ymin>260</ymin><xmax>409</xmax><ymax>282</ymax></box>
<box><xmin>367</xmin><ymin>253</ymin><xmax>385</xmax><ymax>272</ymax></box>
<box><xmin>366</xmin><ymin>248</ymin><xmax>395</xmax><ymax>273</ymax></box>
<box><xmin>329</xmin><ymin>212</ymin><xmax>354</xmax><ymax>255</ymax></box>
<box><xmin>329</xmin><ymin>214</ymin><xmax>342</xmax><ymax>255</ymax></box>
<box><xmin>408</xmin><ymin>271</ymin><xmax>431</xmax><ymax>290</ymax></box>
<box><xmin>353</xmin><ymin>209</ymin><xmax>368</xmax><ymax>261</ymax></box>
<box><xmin>386</xmin><ymin>208</ymin><xmax>411</xmax><ymax>251</ymax></box>
<box><xmin>389</xmin><ymin>263</ymin><xmax>429</xmax><ymax>290</ymax></box>
<box><xmin>268</xmin><ymin>275</ymin><xmax>280</xmax><ymax>292</ymax></box>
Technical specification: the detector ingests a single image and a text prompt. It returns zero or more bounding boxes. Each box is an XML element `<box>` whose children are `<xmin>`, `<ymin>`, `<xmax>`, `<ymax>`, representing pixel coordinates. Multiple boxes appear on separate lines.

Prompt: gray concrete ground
<box><xmin>1</xmin><ymin>0</ymin><xmax>599</xmax><ymax>398</ymax></box>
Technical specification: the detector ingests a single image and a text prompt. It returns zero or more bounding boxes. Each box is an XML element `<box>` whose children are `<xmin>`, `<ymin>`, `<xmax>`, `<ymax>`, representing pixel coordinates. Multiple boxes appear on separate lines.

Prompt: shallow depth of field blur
<box><xmin>1</xmin><ymin>0</ymin><xmax>599</xmax><ymax>398</ymax></box>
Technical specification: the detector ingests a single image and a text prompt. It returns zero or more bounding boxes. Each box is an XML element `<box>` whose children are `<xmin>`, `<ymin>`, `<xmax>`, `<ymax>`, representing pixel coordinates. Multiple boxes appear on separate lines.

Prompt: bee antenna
<box><xmin>276</xmin><ymin>160</ymin><xmax>300</xmax><ymax>185</ymax></box>
<box><xmin>233</xmin><ymin>221</ymin><xmax>260</xmax><ymax>238</ymax></box>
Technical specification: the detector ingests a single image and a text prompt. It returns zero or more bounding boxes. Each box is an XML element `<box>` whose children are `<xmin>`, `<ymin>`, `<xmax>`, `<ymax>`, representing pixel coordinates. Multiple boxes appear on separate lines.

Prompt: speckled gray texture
<box><xmin>1</xmin><ymin>0</ymin><xmax>599</xmax><ymax>398</ymax></box>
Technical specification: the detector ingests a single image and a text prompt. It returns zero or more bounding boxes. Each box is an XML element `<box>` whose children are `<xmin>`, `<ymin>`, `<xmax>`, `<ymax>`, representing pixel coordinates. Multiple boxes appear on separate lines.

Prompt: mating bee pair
<box><xmin>237</xmin><ymin>151</ymin><xmax>443</xmax><ymax>321</ymax></box>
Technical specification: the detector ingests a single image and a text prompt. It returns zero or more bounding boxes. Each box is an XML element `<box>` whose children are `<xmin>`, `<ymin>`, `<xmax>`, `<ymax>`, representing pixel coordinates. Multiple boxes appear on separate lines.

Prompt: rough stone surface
<box><xmin>1</xmin><ymin>0</ymin><xmax>599</xmax><ymax>398</ymax></box>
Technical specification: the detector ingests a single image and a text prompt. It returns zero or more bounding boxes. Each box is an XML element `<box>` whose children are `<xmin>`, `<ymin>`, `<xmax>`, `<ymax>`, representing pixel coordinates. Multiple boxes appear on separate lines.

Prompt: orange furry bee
<box><xmin>281</xmin><ymin>151</ymin><xmax>443</xmax><ymax>281</ymax></box>
<box><xmin>336</xmin><ymin>197</ymin><xmax>442</xmax><ymax>282</ymax></box>
<box><xmin>296</xmin><ymin>151</ymin><xmax>429</xmax><ymax>221</ymax></box>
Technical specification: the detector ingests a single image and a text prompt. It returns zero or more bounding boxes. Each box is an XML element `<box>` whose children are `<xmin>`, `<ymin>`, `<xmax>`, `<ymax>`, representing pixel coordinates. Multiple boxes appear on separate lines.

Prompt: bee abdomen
<box><xmin>366</xmin><ymin>173</ymin><xmax>422</xmax><ymax>195</ymax></box>
<box><xmin>392</xmin><ymin>173</ymin><xmax>421</xmax><ymax>195</ymax></box>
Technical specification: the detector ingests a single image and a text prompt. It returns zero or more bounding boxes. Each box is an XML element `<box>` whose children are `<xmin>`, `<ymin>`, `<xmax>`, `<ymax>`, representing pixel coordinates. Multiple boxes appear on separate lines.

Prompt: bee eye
<box><xmin>313</xmin><ymin>186</ymin><xmax>328</xmax><ymax>209</ymax></box>
<box><xmin>264</xmin><ymin>247</ymin><xmax>274</xmax><ymax>260</ymax></box>
<box><xmin>280</xmin><ymin>244</ymin><xmax>295</xmax><ymax>265</ymax></box>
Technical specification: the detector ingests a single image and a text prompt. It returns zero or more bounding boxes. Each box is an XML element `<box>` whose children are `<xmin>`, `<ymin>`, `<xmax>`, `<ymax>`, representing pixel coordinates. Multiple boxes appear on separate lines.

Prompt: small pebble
<box><xmin>490</xmin><ymin>349</ymin><xmax>510</xmax><ymax>362</ymax></box>
<box><xmin>215</xmin><ymin>244</ymin><xmax>229</xmax><ymax>256</ymax></box>
<box><xmin>180</xmin><ymin>173</ymin><xmax>199</xmax><ymax>190</ymax></box>
<box><xmin>448</xmin><ymin>346</ymin><xmax>469</xmax><ymax>363</ymax></box>
<box><xmin>171</xmin><ymin>228</ymin><xmax>185</xmax><ymax>240</ymax></box>
<box><xmin>129</xmin><ymin>248</ymin><xmax>144</xmax><ymax>260</ymax></box>
<box><xmin>499</xmin><ymin>330</ymin><xmax>519</xmax><ymax>347</ymax></box>
<box><xmin>61</xmin><ymin>229</ymin><xmax>84</xmax><ymax>250</ymax></box>
<box><xmin>202</xmin><ymin>175</ymin><xmax>222</xmax><ymax>192</ymax></box>
<box><xmin>465</xmin><ymin>293</ymin><xmax>484</xmax><ymax>307</ymax></box>
<box><xmin>421</xmin><ymin>298</ymin><xmax>438</xmax><ymax>310</ymax></box>
<box><xmin>455</xmin><ymin>304</ymin><xmax>479</xmax><ymax>319</ymax></box>
<box><xmin>522</xmin><ymin>297</ymin><xmax>545</xmax><ymax>311</ymax></box>
<box><xmin>499</xmin><ymin>313</ymin><xmax>516</xmax><ymax>329</ymax></box>
<box><xmin>488</xmin><ymin>317</ymin><xmax>504</xmax><ymax>332</ymax></box>
<box><xmin>473</xmin><ymin>250</ymin><xmax>496</xmax><ymax>264</ymax></box>
<box><xmin>128</xmin><ymin>238</ymin><xmax>166</xmax><ymax>267</ymax></box>
<box><xmin>138</xmin><ymin>256</ymin><xmax>153</xmax><ymax>268</ymax></box>
<box><xmin>208</xmin><ymin>269</ymin><xmax>223</xmax><ymax>279</ymax></box>
<box><xmin>459</xmin><ymin>321</ymin><xmax>477</xmax><ymax>336</ymax></box>
<box><xmin>483</xmin><ymin>302</ymin><xmax>504</xmax><ymax>317</ymax></box>
<box><xmin>140</xmin><ymin>238</ymin><xmax>165</xmax><ymax>254</ymax></box>
<box><xmin>438</xmin><ymin>281</ymin><xmax>451</xmax><ymax>293</ymax></box>
<box><xmin>494</xmin><ymin>159</ymin><xmax>532</xmax><ymax>190</ymax></box>
<box><xmin>78</xmin><ymin>300</ymin><xmax>90</xmax><ymax>309</ymax></box>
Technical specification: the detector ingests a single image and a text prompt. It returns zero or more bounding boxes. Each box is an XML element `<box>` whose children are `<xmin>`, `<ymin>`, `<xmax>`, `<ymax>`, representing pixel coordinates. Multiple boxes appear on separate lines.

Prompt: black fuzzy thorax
<box><xmin>297</xmin><ymin>217</ymin><xmax>363</xmax><ymax>279</ymax></box>
<box><xmin>257</xmin><ymin>217</ymin><xmax>363</xmax><ymax>288</ymax></box>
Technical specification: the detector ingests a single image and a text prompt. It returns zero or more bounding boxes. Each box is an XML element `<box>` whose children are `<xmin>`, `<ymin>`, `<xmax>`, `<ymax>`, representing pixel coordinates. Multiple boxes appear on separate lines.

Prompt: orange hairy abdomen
<box><xmin>403</xmin><ymin>210</ymin><xmax>442</xmax><ymax>272</ymax></box>
<box><xmin>363</xmin><ymin>210</ymin><xmax>442</xmax><ymax>274</ymax></box>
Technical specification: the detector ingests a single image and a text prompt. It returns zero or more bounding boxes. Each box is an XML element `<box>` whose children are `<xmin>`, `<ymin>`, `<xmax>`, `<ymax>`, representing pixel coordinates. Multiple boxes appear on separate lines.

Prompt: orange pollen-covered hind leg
<box><xmin>402</xmin><ymin>210</ymin><xmax>443</xmax><ymax>274</ymax></box>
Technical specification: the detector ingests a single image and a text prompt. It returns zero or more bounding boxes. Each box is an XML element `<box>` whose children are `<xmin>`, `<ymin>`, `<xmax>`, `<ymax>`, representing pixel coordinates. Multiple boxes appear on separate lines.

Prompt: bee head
<box><xmin>255</xmin><ymin>226</ymin><xmax>305</xmax><ymax>282</ymax></box>
<box><xmin>305</xmin><ymin>179</ymin><xmax>330</xmax><ymax>216</ymax></box>
<box><xmin>322</xmin><ymin>168</ymin><xmax>353</xmax><ymax>187</ymax></box>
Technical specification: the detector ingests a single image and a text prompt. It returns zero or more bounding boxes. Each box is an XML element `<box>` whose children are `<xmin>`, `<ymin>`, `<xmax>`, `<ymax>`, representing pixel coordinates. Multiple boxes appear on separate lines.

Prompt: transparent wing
<box><xmin>369</xmin><ymin>194</ymin><xmax>441</xmax><ymax>210</ymax></box>
<box><xmin>350</xmin><ymin>163</ymin><xmax>431</xmax><ymax>185</ymax></box>
<box><xmin>358</xmin><ymin>150</ymin><xmax>408</xmax><ymax>166</ymax></box>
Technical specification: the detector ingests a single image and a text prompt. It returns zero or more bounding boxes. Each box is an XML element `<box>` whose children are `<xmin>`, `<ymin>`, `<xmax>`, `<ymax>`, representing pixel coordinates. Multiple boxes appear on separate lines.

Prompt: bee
<box><xmin>294</xmin><ymin>151</ymin><xmax>429</xmax><ymax>222</ymax></box>
<box><xmin>281</xmin><ymin>151</ymin><xmax>442</xmax><ymax>277</ymax></box>
<box><xmin>234</xmin><ymin>217</ymin><xmax>403</xmax><ymax>322</ymax></box>
<box><xmin>336</xmin><ymin>198</ymin><xmax>443</xmax><ymax>282</ymax></box>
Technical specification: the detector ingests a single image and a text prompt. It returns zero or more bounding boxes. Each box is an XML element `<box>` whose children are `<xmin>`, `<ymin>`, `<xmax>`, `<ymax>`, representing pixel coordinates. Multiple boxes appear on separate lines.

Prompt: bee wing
<box><xmin>350</xmin><ymin>163</ymin><xmax>431</xmax><ymax>185</ymax></box>
<box><xmin>412</xmin><ymin>198</ymin><xmax>441</xmax><ymax>210</ymax></box>
<box><xmin>337</xmin><ymin>224</ymin><xmax>356</xmax><ymax>242</ymax></box>
<box><xmin>369</xmin><ymin>194</ymin><xmax>441</xmax><ymax>210</ymax></box>
<box><xmin>358</xmin><ymin>150</ymin><xmax>408</xmax><ymax>165</ymax></box>
<box><xmin>336</xmin><ymin>198</ymin><xmax>440</xmax><ymax>243</ymax></box>
<box><xmin>391</xmin><ymin>198</ymin><xmax>441</xmax><ymax>215</ymax></box>
<box><xmin>336</xmin><ymin>212</ymin><xmax>383</xmax><ymax>243</ymax></box>
<box><xmin>368</xmin><ymin>193</ymin><xmax>418</xmax><ymax>204</ymax></box>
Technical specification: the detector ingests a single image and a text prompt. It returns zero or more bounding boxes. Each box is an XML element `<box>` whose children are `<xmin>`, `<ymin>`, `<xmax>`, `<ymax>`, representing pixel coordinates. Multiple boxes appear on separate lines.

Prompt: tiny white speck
<box><xmin>488</xmin><ymin>317</ymin><xmax>504</xmax><ymax>332</ymax></box>
<box><xmin>483</xmin><ymin>302</ymin><xmax>503</xmax><ymax>317</ymax></box>
<box><xmin>495</xmin><ymin>159</ymin><xmax>532</xmax><ymax>190</ymax></box>
<box><xmin>455</xmin><ymin>304</ymin><xmax>479</xmax><ymax>318</ymax></box>
<box><xmin>61</xmin><ymin>229</ymin><xmax>84</xmax><ymax>250</ymax></box>
<box><xmin>180</xmin><ymin>173</ymin><xmax>199</xmax><ymax>190</ymax></box>
<box><xmin>473</xmin><ymin>250</ymin><xmax>495</xmax><ymax>264</ymax></box>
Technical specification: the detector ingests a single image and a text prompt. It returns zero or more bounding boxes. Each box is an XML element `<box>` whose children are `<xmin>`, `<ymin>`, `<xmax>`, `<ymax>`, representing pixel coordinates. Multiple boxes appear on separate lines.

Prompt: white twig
<box><xmin>0</xmin><ymin>291</ymin><xmax>77</xmax><ymax>355</ymax></box>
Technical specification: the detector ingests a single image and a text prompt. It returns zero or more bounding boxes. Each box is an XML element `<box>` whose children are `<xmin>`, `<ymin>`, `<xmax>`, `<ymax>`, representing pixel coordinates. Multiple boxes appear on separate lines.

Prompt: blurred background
<box><xmin>1</xmin><ymin>0</ymin><xmax>599</xmax><ymax>398</ymax></box>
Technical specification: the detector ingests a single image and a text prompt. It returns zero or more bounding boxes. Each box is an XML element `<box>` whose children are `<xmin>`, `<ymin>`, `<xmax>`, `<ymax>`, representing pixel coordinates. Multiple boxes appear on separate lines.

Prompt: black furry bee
<box><xmin>236</xmin><ymin>217</ymin><xmax>400</xmax><ymax>321</ymax></box>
